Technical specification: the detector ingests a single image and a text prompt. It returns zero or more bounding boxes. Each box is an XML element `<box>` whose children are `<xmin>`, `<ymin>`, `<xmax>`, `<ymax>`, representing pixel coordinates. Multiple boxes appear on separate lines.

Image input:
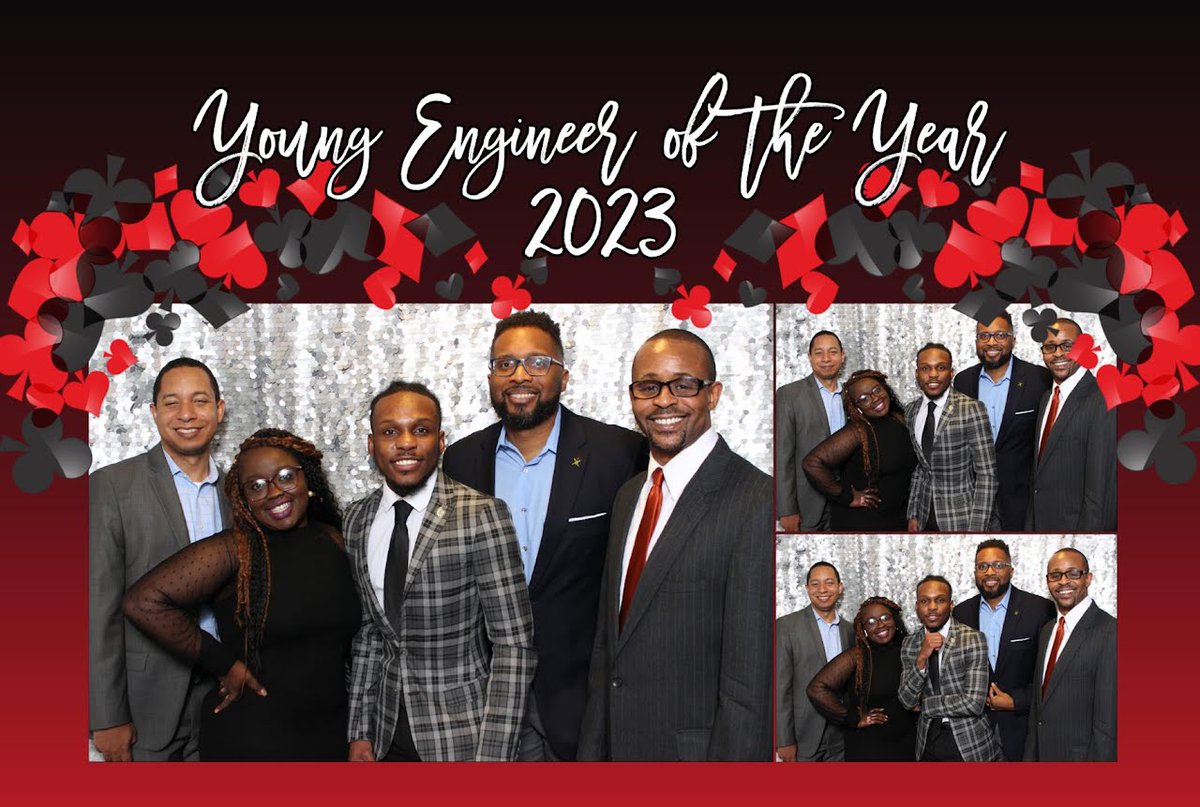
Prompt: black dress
<box><xmin>806</xmin><ymin>641</ymin><xmax>917</xmax><ymax>761</ymax></box>
<box><xmin>123</xmin><ymin>521</ymin><xmax>361</xmax><ymax>761</ymax></box>
<box><xmin>801</xmin><ymin>415</ymin><xmax>918</xmax><ymax>531</ymax></box>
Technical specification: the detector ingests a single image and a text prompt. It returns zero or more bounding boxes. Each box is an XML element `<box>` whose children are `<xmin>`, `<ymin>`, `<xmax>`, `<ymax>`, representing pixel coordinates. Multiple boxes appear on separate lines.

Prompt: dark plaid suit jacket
<box><xmin>345</xmin><ymin>471</ymin><xmax>535</xmax><ymax>761</ymax></box>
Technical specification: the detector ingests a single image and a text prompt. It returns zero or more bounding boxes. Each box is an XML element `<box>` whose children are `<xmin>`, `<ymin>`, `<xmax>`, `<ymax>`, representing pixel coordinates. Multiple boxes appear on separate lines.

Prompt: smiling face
<box><xmin>915</xmin><ymin>347</ymin><xmax>953</xmax><ymax>400</ymax></box>
<box><xmin>808</xmin><ymin>333</ymin><xmax>845</xmax><ymax>384</ymax></box>
<box><xmin>150</xmin><ymin>366</ymin><xmax>225</xmax><ymax>463</ymax></box>
<box><xmin>860</xmin><ymin>602</ymin><xmax>897</xmax><ymax>646</ymax></box>
<box><xmin>239</xmin><ymin>446</ymin><xmax>309</xmax><ymax>531</ymax></box>
<box><xmin>850</xmin><ymin>376</ymin><xmax>890</xmax><ymax>419</ymax></box>
<box><xmin>1042</xmin><ymin>320</ymin><xmax>1083</xmax><ymax>383</ymax></box>
<box><xmin>915</xmin><ymin>580</ymin><xmax>952</xmax><ymax>632</ymax></box>
<box><xmin>976</xmin><ymin>316</ymin><xmax>1015</xmax><ymax>371</ymax></box>
<box><xmin>369</xmin><ymin>390</ymin><xmax>445</xmax><ymax>496</ymax></box>
<box><xmin>630</xmin><ymin>338</ymin><xmax>722</xmax><ymax>465</ymax></box>
<box><xmin>974</xmin><ymin>546</ymin><xmax>1014</xmax><ymax>601</ymax></box>
<box><xmin>488</xmin><ymin>326</ymin><xmax>568</xmax><ymax>432</ymax></box>
<box><xmin>1046</xmin><ymin>549</ymin><xmax>1093</xmax><ymax>613</ymax></box>
<box><xmin>806</xmin><ymin>564</ymin><xmax>844</xmax><ymax>617</ymax></box>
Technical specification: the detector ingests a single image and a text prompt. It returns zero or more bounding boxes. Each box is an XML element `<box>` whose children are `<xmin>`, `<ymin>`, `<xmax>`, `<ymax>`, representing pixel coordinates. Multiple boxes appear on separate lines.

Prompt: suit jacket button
<box><xmin>611</xmin><ymin>677</ymin><xmax>623</xmax><ymax>688</ymax></box>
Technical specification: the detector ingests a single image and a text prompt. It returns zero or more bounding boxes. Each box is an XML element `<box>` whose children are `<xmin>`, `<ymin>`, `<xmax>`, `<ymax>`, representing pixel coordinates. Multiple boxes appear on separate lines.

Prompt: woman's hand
<box><xmin>213</xmin><ymin>660</ymin><xmax>267</xmax><ymax>714</ymax></box>
<box><xmin>849</xmin><ymin>487</ymin><xmax>881</xmax><ymax>509</ymax></box>
<box><xmin>856</xmin><ymin>708</ymin><xmax>888</xmax><ymax>729</ymax></box>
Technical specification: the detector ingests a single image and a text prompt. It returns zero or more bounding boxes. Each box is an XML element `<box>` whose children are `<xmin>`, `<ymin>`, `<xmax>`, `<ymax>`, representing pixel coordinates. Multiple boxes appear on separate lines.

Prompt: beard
<box><xmin>977</xmin><ymin>346</ymin><xmax>1013</xmax><ymax>371</ymax></box>
<box><xmin>977</xmin><ymin>578</ymin><xmax>1012</xmax><ymax>599</ymax></box>
<box><xmin>384</xmin><ymin>464</ymin><xmax>438</xmax><ymax>498</ymax></box>
<box><xmin>491</xmin><ymin>388</ymin><xmax>561</xmax><ymax>432</ymax></box>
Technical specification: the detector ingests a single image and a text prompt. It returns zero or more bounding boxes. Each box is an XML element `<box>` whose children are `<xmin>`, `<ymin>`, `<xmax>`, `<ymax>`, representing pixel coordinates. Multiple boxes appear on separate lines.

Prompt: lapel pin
<box><xmin>572</xmin><ymin>456</ymin><xmax>583</xmax><ymax>468</ymax></box>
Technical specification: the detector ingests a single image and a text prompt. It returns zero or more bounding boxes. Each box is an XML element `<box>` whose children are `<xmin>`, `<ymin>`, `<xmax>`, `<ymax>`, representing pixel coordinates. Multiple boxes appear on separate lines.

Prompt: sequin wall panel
<box><xmin>91</xmin><ymin>304</ymin><xmax>773</xmax><ymax>501</ymax></box>
<box><xmin>775</xmin><ymin>304</ymin><xmax>1114</xmax><ymax>393</ymax></box>
<box><xmin>776</xmin><ymin>533</ymin><xmax>1117</xmax><ymax>622</ymax></box>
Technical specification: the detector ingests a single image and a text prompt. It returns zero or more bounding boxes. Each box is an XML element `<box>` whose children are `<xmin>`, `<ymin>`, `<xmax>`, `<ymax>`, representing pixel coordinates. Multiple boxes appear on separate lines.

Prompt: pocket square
<box><xmin>1008</xmin><ymin>637</ymin><xmax>1031</xmax><ymax>643</ymax></box>
<box><xmin>568</xmin><ymin>512</ymin><xmax>607</xmax><ymax>523</ymax></box>
<box><xmin>1013</xmin><ymin>409</ymin><xmax>1036</xmax><ymax>415</ymax></box>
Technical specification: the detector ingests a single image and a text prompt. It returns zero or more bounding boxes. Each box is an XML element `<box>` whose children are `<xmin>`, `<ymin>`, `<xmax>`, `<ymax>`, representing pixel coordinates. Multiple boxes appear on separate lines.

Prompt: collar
<box><xmin>650</xmin><ymin>427</ymin><xmax>720</xmax><ymax>502</ymax></box>
<box><xmin>981</xmin><ymin>586</ymin><xmax>1013</xmax><ymax>614</ymax></box>
<box><xmin>922</xmin><ymin>387</ymin><xmax>951</xmax><ymax>408</ymax></box>
<box><xmin>812</xmin><ymin>607</ymin><xmax>841</xmax><ymax>627</ymax></box>
<box><xmin>816</xmin><ymin>378</ymin><xmax>843</xmax><ymax>396</ymax></box>
<box><xmin>378</xmin><ymin>469</ymin><xmax>437</xmax><ymax>516</ymax></box>
<box><xmin>496</xmin><ymin>404</ymin><xmax>563</xmax><ymax>461</ymax></box>
<box><xmin>978</xmin><ymin>357</ymin><xmax>1015</xmax><ymax>385</ymax></box>
<box><xmin>1058</xmin><ymin>595</ymin><xmax>1094</xmax><ymax>629</ymax></box>
<box><xmin>162</xmin><ymin>448</ymin><xmax>218</xmax><ymax>485</ymax></box>
<box><xmin>1052</xmin><ymin>366</ymin><xmax>1088</xmax><ymax>398</ymax></box>
<box><xmin>927</xmin><ymin>618</ymin><xmax>953</xmax><ymax>640</ymax></box>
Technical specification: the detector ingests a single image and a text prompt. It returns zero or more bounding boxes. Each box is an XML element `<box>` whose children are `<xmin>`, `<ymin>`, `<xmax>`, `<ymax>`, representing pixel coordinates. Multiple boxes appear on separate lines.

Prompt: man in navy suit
<box><xmin>953</xmin><ymin>311</ymin><xmax>1051</xmax><ymax>531</ymax></box>
<box><xmin>952</xmin><ymin>539</ymin><xmax>1055</xmax><ymax>761</ymax></box>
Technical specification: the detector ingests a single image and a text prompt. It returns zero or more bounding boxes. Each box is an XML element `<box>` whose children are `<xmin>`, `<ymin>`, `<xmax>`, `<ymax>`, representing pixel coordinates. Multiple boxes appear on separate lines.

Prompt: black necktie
<box><xmin>384</xmin><ymin>499</ymin><xmax>414</xmax><ymax>630</ymax></box>
<box><xmin>928</xmin><ymin>646</ymin><xmax>942</xmax><ymax>693</ymax></box>
<box><xmin>921</xmin><ymin>400</ymin><xmax>937</xmax><ymax>460</ymax></box>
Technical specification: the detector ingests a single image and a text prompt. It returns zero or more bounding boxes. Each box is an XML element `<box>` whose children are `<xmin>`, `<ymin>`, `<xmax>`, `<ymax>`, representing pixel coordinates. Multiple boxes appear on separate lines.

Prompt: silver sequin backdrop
<box><xmin>90</xmin><ymin>304</ymin><xmax>772</xmax><ymax>501</ymax></box>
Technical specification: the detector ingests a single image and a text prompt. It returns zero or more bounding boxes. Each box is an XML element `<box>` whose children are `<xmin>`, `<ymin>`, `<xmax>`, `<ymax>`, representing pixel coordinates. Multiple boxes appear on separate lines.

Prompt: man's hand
<box><xmin>916</xmin><ymin>632</ymin><xmax>944</xmax><ymax>669</ymax></box>
<box><xmin>775</xmin><ymin>744</ymin><xmax>797</xmax><ymax>762</ymax></box>
<box><xmin>987</xmin><ymin>683</ymin><xmax>1015</xmax><ymax>711</ymax></box>
<box><xmin>214</xmin><ymin>660</ymin><xmax>267</xmax><ymax>714</ymax></box>
<box><xmin>779</xmin><ymin>514</ymin><xmax>801</xmax><ymax>532</ymax></box>
<box><xmin>94</xmin><ymin>722</ymin><xmax>137</xmax><ymax>762</ymax></box>
<box><xmin>349</xmin><ymin>740</ymin><xmax>376</xmax><ymax>762</ymax></box>
<box><xmin>907</xmin><ymin>517</ymin><xmax>920</xmax><ymax>532</ymax></box>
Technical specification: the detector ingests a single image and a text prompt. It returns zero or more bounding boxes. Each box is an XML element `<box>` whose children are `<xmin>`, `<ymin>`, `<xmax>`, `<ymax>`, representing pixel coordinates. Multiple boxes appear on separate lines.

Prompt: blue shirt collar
<box><xmin>497</xmin><ymin>405</ymin><xmax>563</xmax><ymax>461</ymax></box>
<box><xmin>812</xmin><ymin>608</ymin><xmax>841</xmax><ymax>627</ymax></box>
<box><xmin>981</xmin><ymin>585</ymin><xmax>1013</xmax><ymax>614</ymax></box>
<box><xmin>162</xmin><ymin>447</ymin><xmax>218</xmax><ymax>485</ymax></box>
<box><xmin>978</xmin><ymin>357</ymin><xmax>1014</xmax><ymax>385</ymax></box>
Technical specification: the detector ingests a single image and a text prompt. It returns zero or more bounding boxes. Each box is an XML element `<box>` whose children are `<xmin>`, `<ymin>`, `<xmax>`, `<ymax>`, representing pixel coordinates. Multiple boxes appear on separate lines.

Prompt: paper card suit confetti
<box><xmin>301</xmin><ymin>203</ymin><xmax>374</xmax><ymax>276</ymax></box>
<box><xmin>1046</xmin><ymin>149</ymin><xmax>1134</xmax><ymax>219</ymax></box>
<box><xmin>1117</xmin><ymin>401</ymin><xmax>1200</xmax><ymax>483</ymax></box>
<box><xmin>8</xmin><ymin>258</ymin><xmax>57</xmax><ymax>320</ymax></box>
<box><xmin>738</xmin><ymin>280</ymin><xmax>767</xmax><ymax>307</ymax></box>
<box><xmin>190</xmin><ymin>285</ymin><xmax>249</xmax><ymax>330</ymax></box>
<box><xmin>146</xmin><ymin>310</ymin><xmax>182</xmax><ymax>346</ymax></box>
<box><xmin>825</xmin><ymin>205</ymin><xmax>898</xmax><ymax>278</ymax></box>
<box><xmin>954</xmin><ymin>282</ymin><xmax>1010</xmax><ymax>326</ymax></box>
<box><xmin>436</xmin><ymin>273</ymin><xmax>464</xmax><ymax>302</ymax></box>
<box><xmin>153</xmin><ymin>165</ymin><xmax>178</xmax><ymax>199</ymax></box>
<box><xmin>0</xmin><ymin>411</ymin><xmax>91</xmax><ymax>494</ymax></box>
<box><xmin>857</xmin><ymin>163</ymin><xmax>911</xmax><ymax>218</ymax></box>
<box><xmin>198</xmin><ymin>222</ymin><xmax>268</xmax><ymax>290</ymax></box>
<box><xmin>237</xmin><ymin>169</ymin><xmax>281</xmax><ymax>209</ymax></box>
<box><xmin>1022</xmin><ymin>307</ymin><xmax>1060</xmax><ymax>342</ymax></box>
<box><xmin>1137</xmin><ymin>308</ymin><xmax>1200</xmax><ymax>393</ymax></box>
<box><xmin>1145</xmin><ymin>249</ymin><xmax>1194</xmax><ymax>311</ymax></box>
<box><xmin>371</xmin><ymin>191</ymin><xmax>424</xmax><ymax>283</ymax></box>
<box><xmin>46</xmin><ymin>300</ymin><xmax>104</xmax><ymax>376</ymax></box>
<box><xmin>1019</xmin><ymin>161</ymin><xmax>1045</xmax><ymax>194</ymax></box>
<box><xmin>1048</xmin><ymin>254</ymin><xmax>1121</xmax><ymax>315</ymax></box>
<box><xmin>363</xmin><ymin>266</ymin><xmax>403</xmax><ymax>310</ymax></box>
<box><xmin>13</xmin><ymin>219</ymin><xmax>31</xmax><ymax>254</ymax></box>
<box><xmin>104</xmin><ymin>339</ymin><xmax>138</xmax><ymax>373</ymax></box>
<box><xmin>1066</xmin><ymin>333</ymin><xmax>1100</xmax><ymax>370</ymax></box>
<box><xmin>491</xmin><ymin>275</ymin><xmax>532</xmax><ymax>319</ymax></box>
<box><xmin>902</xmin><ymin>274</ymin><xmax>926</xmax><ymax>302</ymax></box>
<box><xmin>64</xmin><ymin>155</ymin><xmax>152</xmax><ymax>224</ymax></box>
<box><xmin>934</xmin><ymin>221</ymin><xmax>1001</xmax><ymax>288</ymax></box>
<box><xmin>254</xmin><ymin>209</ymin><xmax>311</xmax><ymax>270</ymax></box>
<box><xmin>1168</xmin><ymin>210</ymin><xmax>1188</xmax><ymax>245</ymax></box>
<box><xmin>1099</xmin><ymin>295</ymin><xmax>1152</xmax><ymax>365</ymax></box>
<box><xmin>170</xmin><ymin>190</ymin><xmax>232</xmax><ymax>246</ymax></box>
<box><xmin>1141</xmin><ymin>373</ymin><xmax>1181</xmax><ymax>406</ymax></box>
<box><xmin>1121</xmin><ymin>203</ymin><xmax>1170</xmax><ymax>252</ymax></box>
<box><xmin>994</xmin><ymin>251</ymin><xmax>1055</xmax><ymax>303</ymax></box>
<box><xmin>916</xmin><ymin>169</ymin><xmax>960</xmax><ymax>209</ymax></box>
<box><xmin>276</xmin><ymin>274</ymin><xmax>300</xmax><ymax>303</ymax></box>
<box><xmin>520</xmin><ymin>257</ymin><xmax>549</xmax><ymax>285</ymax></box>
<box><xmin>724</xmin><ymin>210</ymin><xmax>793</xmax><ymax>263</ymax></box>
<box><xmin>464</xmin><ymin>240</ymin><xmax>488</xmax><ymax>274</ymax></box>
<box><xmin>712</xmin><ymin>249</ymin><xmax>736</xmax><ymax>282</ymax></box>
<box><xmin>1024</xmin><ymin>198</ymin><xmax>1077</xmax><ymax>247</ymax></box>
<box><xmin>143</xmin><ymin>241</ymin><xmax>208</xmax><ymax>305</ymax></box>
<box><xmin>0</xmin><ymin>319</ymin><xmax>69</xmax><ymax>398</ymax></box>
<box><xmin>964</xmin><ymin>173</ymin><xmax>996</xmax><ymax>198</ymax></box>
<box><xmin>25</xmin><ymin>383</ymin><xmax>64</xmax><ymax>414</ymax></box>
<box><xmin>287</xmin><ymin>161</ymin><xmax>338</xmax><ymax>216</ymax></box>
<box><xmin>888</xmin><ymin>211</ymin><xmax>946</xmax><ymax>270</ymax></box>
<box><xmin>653</xmin><ymin>266</ymin><xmax>681</xmax><ymax>296</ymax></box>
<box><xmin>966</xmin><ymin>187</ymin><xmax>1029</xmax><ymax>244</ymax></box>
<box><xmin>62</xmin><ymin>369</ymin><xmax>109</xmax><ymax>416</ymax></box>
<box><xmin>122</xmin><ymin>202</ymin><xmax>175</xmax><ymax>252</ymax></box>
<box><xmin>28</xmin><ymin>210</ymin><xmax>85</xmax><ymax>264</ymax></box>
<box><xmin>1112</xmin><ymin>246</ymin><xmax>1152</xmax><ymax>295</ymax></box>
<box><xmin>80</xmin><ymin>256</ymin><xmax>154</xmax><ymax>322</ymax></box>
<box><xmin>670</xmin><ymin>284</ymin><xmax>712</xmax><ymax>328</ymax></box>
<box><xmin>801</xmin><ymin>271</ymin><xmax>838</xmax><ymax>315</ymax></box>
<box><xmin>406</xmin><ymin>203</ymin><xmax>476</xmax><ymax>257</ymax></box>
<box><xmin>776</xmin><ymin>195</ymin><xmax>828</xmax><ymax>288</ymax></box>
<box><xmin>1095</xmin><ymin>364</ymin><xmax>1143</xmax><ymax>409</ymax></box>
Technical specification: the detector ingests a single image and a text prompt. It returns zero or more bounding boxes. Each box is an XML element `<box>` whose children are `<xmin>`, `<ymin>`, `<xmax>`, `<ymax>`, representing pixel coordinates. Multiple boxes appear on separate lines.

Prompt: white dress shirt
<box><xmin>1041</xmin><ymin>596</ymin><xmax>1095</xmax><ymax>683</ymax></box>
<box><xmin>1038</xmin><ymin>367</ymin><xmax>1089</xmax><ymax>439</ymax></box>
<box><xmin>912</xmin><ymin>388</ymin><xmax>950</xmax><ymax>441</ymax></box>
<box><xmin>365</xmin><ymin>474</ymin><xmax>437</xmax><ymax>612</ymax></box>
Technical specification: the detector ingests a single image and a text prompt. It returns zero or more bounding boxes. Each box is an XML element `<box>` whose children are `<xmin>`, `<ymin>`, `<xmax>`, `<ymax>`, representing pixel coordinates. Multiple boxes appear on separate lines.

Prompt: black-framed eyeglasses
<box><xmin>975</xmin><ymin>561</ymin><xmax>1012</xmax><ymax>573</ymax></box>
<box><xmin>863</xmin><ymin>613</ymin><xmax>894</xmax><ymax>628</ymax></box>
<box><xmin>629</xmin><ymin>377</ymin><xmax>715</xmax><ymax>399</ymax></box>
<box><xmin>243</xmin><ymin>466</ymin><xmax>304</xmax><ymax>502</ymax></box>
<box><xmin>488</xmin><ymin>355</ymin><xmax>565</xmax><ymax>377</ymax></box>
<box><xmin>1047</xmin><ymin>568</ymin><xmax>1088</xmax><ymax>582</ymax></box>
<box><xmin>976</xmin><ymin>331</ymin><xmax>1013</xmax><ymax>342</ymax></box>
<box><xmin>854</xmin><ymin>384</ymin><xmax>886</xmax><ymax>406</ymax></box>
<box><xmin>1041</xmin><ymin>341</ymin><xmax>1075</xmax><ymax>356</ymax></box>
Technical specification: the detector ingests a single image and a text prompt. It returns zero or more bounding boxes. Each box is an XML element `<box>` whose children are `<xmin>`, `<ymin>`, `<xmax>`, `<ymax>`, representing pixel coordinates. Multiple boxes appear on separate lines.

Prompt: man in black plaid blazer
<box><xmin>346</xmin><ymin>382</ymin><xmax>535</xmax><ymax>762</ymax></box>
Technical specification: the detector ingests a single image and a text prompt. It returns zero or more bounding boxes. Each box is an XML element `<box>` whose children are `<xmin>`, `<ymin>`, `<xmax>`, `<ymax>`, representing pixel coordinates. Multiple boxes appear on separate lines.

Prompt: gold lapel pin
<box><xmin>572</xmin><ymin>456</ymin><xmax>583</xmax><ymax>468</ymax></box>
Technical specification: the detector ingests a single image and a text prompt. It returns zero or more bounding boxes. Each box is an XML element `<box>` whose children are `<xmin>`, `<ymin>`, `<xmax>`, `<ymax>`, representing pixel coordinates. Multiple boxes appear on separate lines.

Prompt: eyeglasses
<box><xmin>863</xmin><ymin>613</ymin><xmax>894</xmax><ymax>628</ymax></box>
<box><xmin>1041</xmin><ymin>342</ymin><xmax>1075</xmax><ymax>356</ymax></box>
<box><xmin>488</xmin><ymin>355</ymin><xmax>565</xmax><ymax>377</ymax></box>
<box><xmin>975</xmin><ymin>561</ymin><xmax>1012</xmax><ymax>573</ymax></box>
<box><xmin>976</xmin><ymin>331</ymin><xmax>1013</xmax><ymax>342</ymax></box>
<box><xmin>1047</xmin><ymin>568</ymin><xmax>1088</xmax><ymax>582</ymax></box>
<box><xmin>629</xmin><ymin>377</ymin><xmax>715</xmax><ymax>399</ymax></box>
<box><xmin>854</xmin><ymin>384</ymin><xmax>886</xmax><ymax>405</ymax></box>
<box><xmin>243</xmin><ymin>466</ymin><xmax>304</xmax><ymax>502</ymax></box>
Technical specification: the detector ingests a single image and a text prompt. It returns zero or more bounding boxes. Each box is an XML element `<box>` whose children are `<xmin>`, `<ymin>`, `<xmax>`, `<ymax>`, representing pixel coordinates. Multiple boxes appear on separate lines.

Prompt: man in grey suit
<box><xmin>346</xmin><ymin>381</ymin><xmax>535</xmax><ymax>762</ymax></box>
<box><xmin>579</xmin><ymin>329</ymin><xmax>773</xmax><ymax>761</ymax></box>
<box><xmin>775</xmin><ymin>561</ymin><xmax>855</xmax><ymax>761</ymax></box>
<box><xmin>905</xmin><ymin>343</ymin><xmax>998</xmax><ymax>532</ymax></box>
<box><xmin>776</xmin><ymin>330</ymin><xmax>846</xmax><ymax>531</ymax></box>
<box><xmin>1025</xmin><ymin>548</ymin><xmax>1117</xmax><ymax>761</ymax></box>
<box><xmin>89</xmin><ymin>358</ymin><xmax>231</xmax><ymax>761</ymax></box>
<box><xmin>1026</xmin><ymin>319</ymin><xmax>1117</xmax><ymax>531</ymax></box>
<box><xmin>899</xmin><ymin>576</ymin><xmax>1003</xmax><ymax>762</ymax></box>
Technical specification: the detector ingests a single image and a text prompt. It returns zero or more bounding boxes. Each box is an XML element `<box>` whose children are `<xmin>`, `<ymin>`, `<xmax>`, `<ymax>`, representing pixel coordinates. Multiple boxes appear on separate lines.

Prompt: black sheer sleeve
<box><xmin>801</xmin><ymin>426</ymin><xmax>864</xmax><ymax>506</ymax></box>
<box><xmin>123</xmin><ymin>531</ymin><xmax>241</xmax><ymax>678</ymax></box>
<box><xmin>806</xmin><ymin>649</ymin><xmax>859</xmax><ymax>728</ymax></box>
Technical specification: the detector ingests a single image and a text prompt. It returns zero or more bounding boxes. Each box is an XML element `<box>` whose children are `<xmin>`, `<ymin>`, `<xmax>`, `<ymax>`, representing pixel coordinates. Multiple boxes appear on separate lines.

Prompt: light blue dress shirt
<box><xmin>976</xmin><ymin>359</ymin><xmax>1013</xmax><ymax>442</ymax></box>
<box><xmin>494</xmin><ymin>406</ymin><xmax>562</xmax><ymax>583</ymax></box>
<box><xmin>817</xmin><ymin>381</ymin><xmax>846</xmax><ymax>434</ymax></box>
<box><xmin>813</xmin><ymin>608</ymin><xmax>844</xmax><ymax>662</ymax></box>
<box><xmin>978</xmin><ymin>586</ymin><xmax>1012</xmax><ymax>670</ymax></box>
<box><xmin>163</xmin><ymin>449</ymin><xmax>223</xmax><ymax>638</ymax></box>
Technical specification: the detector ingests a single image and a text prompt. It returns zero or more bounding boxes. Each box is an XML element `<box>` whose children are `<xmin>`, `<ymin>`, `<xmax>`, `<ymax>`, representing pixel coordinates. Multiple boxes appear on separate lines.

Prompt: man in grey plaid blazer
<box><xmin>905</xmin><ymin>343</ymin><xmax>998</xmax><ymax>531</ymax></box>
<box><xmin>346</xmin><ymin>382</ymin><xmax>535</xmax><ymax>762</ymax></box>
<box><xmin>900</xmin><ymin>576</ymin><xmax>1002</xmax><ymax>762</ymax></box>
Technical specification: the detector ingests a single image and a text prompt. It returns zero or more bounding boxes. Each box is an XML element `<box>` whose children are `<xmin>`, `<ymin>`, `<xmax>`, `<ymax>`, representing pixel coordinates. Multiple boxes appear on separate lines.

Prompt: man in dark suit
<box><xmin>1027</xmin><ymin>319</ymin><xmax>1117</xmax><ymax>531</ymax></box>
<box><xmin>442</xmin><ymin>311</ymin><xmax>646</xmax><ymax>761</ymax></box>
<box><xmin>952</xmin><ymin>539</ymin><xmax>1055</xmax><ymax>761</ymax></box>
<box><xmin>775</xmin><ymin>330</ymin><xmax>846</xmax><ymax>531</ymax></box>
<box><xmin>346</xmin><ymin>382</ymin><xmax>535</xmax><ymax>762</ymax></box>
<box><xmin>953</xmin><ymin>312</ymin><xmax>1052</xmax><ymax>530</ymax></box>
<box><xmin>89</xmin><ymin>358</ymin><xmax>231</xmax><ymax>761</ymax></box>
<box><xmin>775</xmin><ymin>561</ymin><xmax>856</xmax><ymax>761</ymax></box>
<box><xmin>1025</xmin><ymin>548</ymin><xmax>1117</xmax><ymax>761</ymax></box>
<box><xmin>578</xmin><ymin>329</ymin><xmax>772</xmax><ymax>761</ymax></box>
<box><xmin>905</xmin><ymin>343</ymin><xmax>998</xmax><ymax>531</ymax></box>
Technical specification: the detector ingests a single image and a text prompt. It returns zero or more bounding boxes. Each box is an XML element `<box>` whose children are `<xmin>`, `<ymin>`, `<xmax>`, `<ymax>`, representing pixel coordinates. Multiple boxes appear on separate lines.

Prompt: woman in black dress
<box><xmin>806</xmin><ymin>596</ymin><xmax>917</xmax><ymax>762</ymax></box>
<box><xmin>124</xmin><ymin>429</ymin><xmax>360</xmax><ymax>761</ymax></box>
<box><xmin>801</xmin><ymin>369</ymin><xmax>917</xmax><ymax>531</ymax></box>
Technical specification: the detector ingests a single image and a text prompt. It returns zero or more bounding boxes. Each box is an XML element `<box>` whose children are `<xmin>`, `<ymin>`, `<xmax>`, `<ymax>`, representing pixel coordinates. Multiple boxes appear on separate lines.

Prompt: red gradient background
<box><xmin>1</xmin><ymin>13</ymin><xmax>1196</xmax><ymax>800</ymax></box>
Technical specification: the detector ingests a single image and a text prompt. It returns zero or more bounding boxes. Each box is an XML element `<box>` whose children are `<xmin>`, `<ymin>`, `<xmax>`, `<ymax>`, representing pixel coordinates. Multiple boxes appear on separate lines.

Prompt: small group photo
<box><xmin>775</xmin><ymin>532</ymin><xmax>1116</xmax><ymax>763</ymax></box>
<box><xmin>774</xmin><ymin>303</ymin><xmax>1118</xmax><ymax>533</ymax></box>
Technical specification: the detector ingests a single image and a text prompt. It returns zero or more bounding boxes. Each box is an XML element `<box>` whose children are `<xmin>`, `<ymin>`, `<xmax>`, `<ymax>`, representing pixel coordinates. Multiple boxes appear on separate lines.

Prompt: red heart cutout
<box><xmin>1121</xmin><ymin>203</ymin><xmax>1169</xmax><ymax>252</ymax></box>
<box><xmin>934</xmin><ymin>221</ymin><xmax>1001</xmax><ymax>289</ymax></box>
<box><xmin>917</xmin><ymin>169</ymin><xmax>960</xmax><ymax>209</ymax></box>
<box><xmin>198</xmin><ymin>222</ymin><xmax>268</xmax><ymax>289</ymax></box>
<box><xmin>63</xmin><ymin>370</ymin><xmax>110</xmax><ymax>416</ymax></box>
<box><xmin>104</xmin><ymin>339</ymin><xmax>137</xmax><ymax>375</ymax></box>
<box><xmin>25</xmin><ymin>383</ymin><xmax>64</xmax><ymax>414</ymax></box>
<box><xmin>800</xmin><ymin>271</ymin><xmax>838</xmax><ymax>315</ymax></box>
<box><xmin>1142</xmin><ymin>374</ymin><xmax>1180</xmax><ymax>406</ymax></box>
<box><xmin>237</xmin><ymin>169</ymin><xmax>281</xmax><ymax>209</ymax></box>
<box><xmin>363</xmin><ymin>266</ymin><xmax>402</xmax><ymax>310</ymax></box>
<box><xmin>966</xmin><ymin>186</ymin><xmax>1028</xmax><ymax>244</ymax></box>
<box><xmin>1066</xmin><ymin>333</ymin><xmax>1100</xmax><ymax>370</ymax></box>
<box><xmin>170</xmin><ymin>190</ymin><xmax>232</xmax><ymax>245</ymax></box>
<box><xmin>1095</xmin><ymin>365</ymin><xmax>1143</xmax><ymax>410</ymax></box>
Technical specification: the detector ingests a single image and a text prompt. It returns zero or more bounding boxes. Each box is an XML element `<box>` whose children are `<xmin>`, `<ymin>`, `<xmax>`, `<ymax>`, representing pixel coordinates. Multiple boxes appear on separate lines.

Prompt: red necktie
<box><xmin>1038</xmin><ymin>386</ymin><xmax>1061</xmax><ymax>462</ymax></box>
<box><xmin>1041</xmin><ymin>616</ymin><xmax>1066</xmax><ymax>698</ymax></box>
<box><xmin>620</xmin><ymin>468</ymin><xmax>664</xmax><ymax>631</ymax></box>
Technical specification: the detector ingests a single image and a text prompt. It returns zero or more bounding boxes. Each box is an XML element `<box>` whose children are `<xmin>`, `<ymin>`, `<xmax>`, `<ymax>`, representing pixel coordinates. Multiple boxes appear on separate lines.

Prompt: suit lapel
<box><xmin>1037</xmin><ymin>373</ymin><xmax>1095</xmax><ymax>469</ymax></box>
<box><xmin>995</xmin><ymin>359</ymin><xmax>1026</xmax><ymax>445</ymax></box>
<box><xmin>146</xmin><ymin>445</ymin><xmax>191</xmax><ymax>551</ymax></box>
<box><xmin>474</xmin><ymin>425</ymin><xmax>500</xmax><ymax>494</ymax></box>
<box><xmin>803</xmin><ymin>375</ymin><xmax>831</xmax><ymax>438</ymax></box>
<box><xmin>531</xmin><ymin>408</ymin><xmax>585</xmax><ymax>591</ymax></box>
<box><xmin>349</xmin><ymin>488</ymin><xmax>394</xmax><ymax>637</ymax></box>
<box><xmin>905</xmin><ymin>399</ymin><xmax>929</xmax><ymax>470</ymax></box>
<box><xmin>1043</xmin><ymin>603</ymin><xmax>1097</xmax><ymax>703</ymax></box>
<box><xmin>995</xmin><ymin>589</ymin><xmax>1024</xmax><ymax>676</ymax></box>
<box><xmin>406</xmin><ymin>472</ymin><xmax>453</xmax><ymax>597</ymax></box>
